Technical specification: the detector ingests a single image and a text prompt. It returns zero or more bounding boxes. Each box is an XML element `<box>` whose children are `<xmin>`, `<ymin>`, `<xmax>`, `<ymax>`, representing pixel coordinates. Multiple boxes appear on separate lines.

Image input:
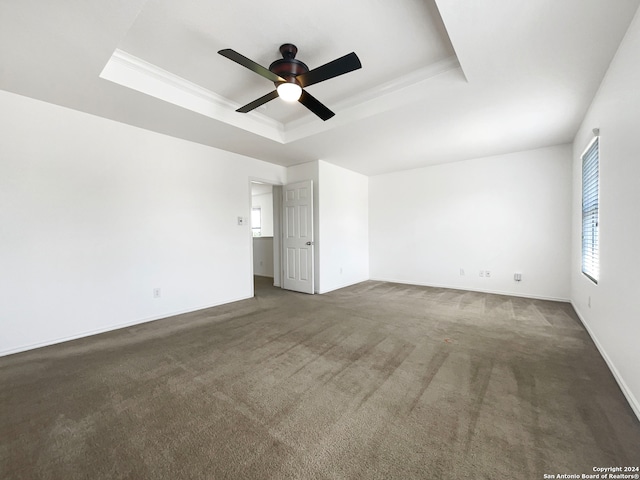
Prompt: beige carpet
<box><xmin>1</xmin><ymin>277</ymin><xmax>639</xmax><ymax>479</ymax></box>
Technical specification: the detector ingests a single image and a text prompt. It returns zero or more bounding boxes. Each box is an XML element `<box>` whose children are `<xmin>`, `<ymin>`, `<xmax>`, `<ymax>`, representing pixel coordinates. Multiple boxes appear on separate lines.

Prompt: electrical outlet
<box><xmin>514</xmin><ymin>272</ymin><xmax>522</xmax><ymax>282</ymax></box>
<box><xmin>460</xmin><ymin>268</ymin><xmax>465</xmax><ymax>276</ymax></box>
<box><xmin>153</xmin><ymin>288</ymin><xmax>161</xmax><ymax>298</ymax></box>
<box><xmin>340</xmin><ymin>267</ymin><xmax>343</xmax><ymax>274</ymax></box>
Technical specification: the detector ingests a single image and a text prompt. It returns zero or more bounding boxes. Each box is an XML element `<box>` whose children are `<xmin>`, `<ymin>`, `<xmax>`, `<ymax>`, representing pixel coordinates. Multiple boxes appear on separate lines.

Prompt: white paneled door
<box><xmin>282</xmin><ymin>180</ymin><xmax>314</xmax><ymax>294</ymax></box>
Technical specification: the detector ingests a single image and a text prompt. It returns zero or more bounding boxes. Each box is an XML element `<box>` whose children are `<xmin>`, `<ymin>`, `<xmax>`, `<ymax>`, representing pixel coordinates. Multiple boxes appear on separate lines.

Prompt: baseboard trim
<box><xmin>0</xmin><ymin>294</ymin><xmax>252</xmax><ymax>358</ymax></box>
<box><xmin>318</xmin><ymin>277</ymin><xmax>371</xmax><ymax>295</ymax></box>
<box><xmin>368</xmin><ymin>277</ymin><xmax>570</xmax><ymax>302</ymax></box>
<box><xmin>571</xmin><ymin>302</ymin><xmax>640</xmax><ymax>422</ymax></box>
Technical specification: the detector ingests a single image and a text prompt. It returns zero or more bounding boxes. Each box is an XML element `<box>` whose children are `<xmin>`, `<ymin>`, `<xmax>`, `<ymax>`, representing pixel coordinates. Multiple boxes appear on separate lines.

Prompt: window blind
<box><xmin>581</xmin><ymin>137</ymin><xmax>599</xmax><ymax>283</ymax></box>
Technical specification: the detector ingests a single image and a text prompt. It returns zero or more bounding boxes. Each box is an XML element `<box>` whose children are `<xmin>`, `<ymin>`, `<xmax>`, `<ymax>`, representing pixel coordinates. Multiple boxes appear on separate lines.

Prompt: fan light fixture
<box><xmin>277</xmin><ymin>82</ymin><xmax>302</xmax><ymax>102</ymax></box>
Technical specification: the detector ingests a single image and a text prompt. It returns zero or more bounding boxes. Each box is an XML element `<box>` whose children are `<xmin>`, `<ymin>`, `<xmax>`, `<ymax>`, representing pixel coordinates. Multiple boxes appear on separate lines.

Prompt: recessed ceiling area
<box><xmin>116</xmin><ymin>0</ymin><xmax>456</xmax><ymax>123</ymax></box>
<box><xmin>1</xmin><ymin>0</ymin><xmax>639</xmax><ymax>175</ymax></box>
<box><xmin>100</xmin><ymin>0</ymin><xmax>461</xmax><ymax>143</ymax></box>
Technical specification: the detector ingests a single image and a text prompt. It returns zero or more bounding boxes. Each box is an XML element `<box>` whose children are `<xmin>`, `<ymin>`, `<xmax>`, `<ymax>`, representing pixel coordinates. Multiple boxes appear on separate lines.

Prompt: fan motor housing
<box><xmin>269</xmin><ymin>44</ymin><xmax>308</xmax><ymax>85</ymax></box>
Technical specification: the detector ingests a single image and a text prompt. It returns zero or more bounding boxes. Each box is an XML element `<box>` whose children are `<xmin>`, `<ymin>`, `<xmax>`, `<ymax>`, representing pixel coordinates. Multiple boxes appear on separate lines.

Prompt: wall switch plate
<box><xmin>237</xmin><ymin>216</ymin><xmax>245</xmax><ymax>226</ymax></box>
<box><xmin>479</xmin><ymin>270</ymin><xmax>484</xmax><ymax>277</ymax></box>
<box><xmin>460</xmin><ymin>268</ymin><xmax>465</xmax><ymax>276</ymax></box>
<box><xmin>153</xmin><ymin>288</ymin><xmax>161</xmax><ymax>298</ymax></box>
<box><xmin>485</xmin><ymin>270</ymin><xmax>491</xmax><ymax>278</ymax></box>
<box><xmin>514</xmin><ymin>272</ymin><xmax>522</xmax><ymax>282</ymax></box>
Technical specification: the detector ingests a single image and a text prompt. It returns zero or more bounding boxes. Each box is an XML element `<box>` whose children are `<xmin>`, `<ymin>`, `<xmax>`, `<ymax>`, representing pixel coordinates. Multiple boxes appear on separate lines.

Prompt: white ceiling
<box><xmin>1</xmin><ymin>0</ymin><xmax>638</xmax><ymax>175</ymax></box>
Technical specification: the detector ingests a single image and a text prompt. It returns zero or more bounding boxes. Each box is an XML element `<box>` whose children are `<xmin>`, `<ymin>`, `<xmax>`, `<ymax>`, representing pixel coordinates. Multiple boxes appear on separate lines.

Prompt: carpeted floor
<box><xmin>1</xmin><ymin>277</ymin><xmax>639</xmax><ymax>479</ymax></box>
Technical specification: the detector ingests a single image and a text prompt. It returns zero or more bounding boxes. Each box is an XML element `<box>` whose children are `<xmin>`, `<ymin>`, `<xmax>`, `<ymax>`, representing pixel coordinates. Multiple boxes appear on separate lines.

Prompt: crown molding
<box><xmin>100</xmin><ymin>49</ymin><xmax>286</xmax><ymax>143</ymax></box>
<box><xmin>283</xmin><ymin>55</ymin><xmax>463</xmax><ymax>142</ymax></box>
<box><xmin>100</xmin><ymin>49</ymin><xmax>462</xmax><ymax>145</ymax></box>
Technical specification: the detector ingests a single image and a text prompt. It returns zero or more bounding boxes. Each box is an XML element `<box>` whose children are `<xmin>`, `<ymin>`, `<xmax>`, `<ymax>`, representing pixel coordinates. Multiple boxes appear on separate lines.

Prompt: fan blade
<box><xmin>298</xmin><ymin>90</ymin><xmax>335</xmax><ymax>121</ymax></box>
<box><xmin>218</xmin><ymin>49</ymin><xmax>285</xmax><ymax>83</ymax></box>
<box><xmin>296</xmin><ymin>52</ymin><xmax>361</xmax><ymax>88</ymax></box>
<box><xmin>236</xmin><ymin>90</ymin><xmax>279</xmax><ymax>113</ymax></box>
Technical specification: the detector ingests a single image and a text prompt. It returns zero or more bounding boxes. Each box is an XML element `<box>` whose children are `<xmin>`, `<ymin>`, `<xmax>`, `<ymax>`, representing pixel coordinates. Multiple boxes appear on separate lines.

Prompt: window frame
<box><xmin>581</xmin><ymin>136</ymin><xmax>600</xmax><ymax>284</ymax></box>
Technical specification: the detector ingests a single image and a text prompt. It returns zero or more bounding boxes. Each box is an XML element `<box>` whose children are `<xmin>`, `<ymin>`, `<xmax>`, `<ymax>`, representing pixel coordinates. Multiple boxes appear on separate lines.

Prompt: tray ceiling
<box><xmin>1</xmin><ymin>0</ymin><xmax>639</xmax><ymax>175</ymax></box>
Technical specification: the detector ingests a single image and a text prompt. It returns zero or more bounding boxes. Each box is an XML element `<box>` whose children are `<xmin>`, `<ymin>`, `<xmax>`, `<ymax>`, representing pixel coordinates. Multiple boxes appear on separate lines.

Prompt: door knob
<box><xmin>306</xmin><ymin>241</ymin><xmax>314</xmax><ymax>246</ymax></box>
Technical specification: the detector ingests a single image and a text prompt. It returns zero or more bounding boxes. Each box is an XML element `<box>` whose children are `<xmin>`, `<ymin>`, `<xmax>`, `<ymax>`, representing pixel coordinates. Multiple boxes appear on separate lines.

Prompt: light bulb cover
<box><xmin>277</xmin><ymin>82</ymin><xmax>302</xmax><ymax>102</ymax></box>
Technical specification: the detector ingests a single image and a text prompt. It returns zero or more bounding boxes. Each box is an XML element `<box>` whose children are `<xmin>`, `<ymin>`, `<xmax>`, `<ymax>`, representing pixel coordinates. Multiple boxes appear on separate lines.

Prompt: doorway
<box><xmin>250</xmin><ymin>179</ymin><xmax>315</xmax><ymax>295</ymax></box>
<box><xmin>251</xmin><ymin>181</ymin><xmax>274</xmax><ymax>277</ymax></box>
<box><xmin>250</xmin><ymin>181</ymin><xmax>281</xmax><ymax>292</ymax></box>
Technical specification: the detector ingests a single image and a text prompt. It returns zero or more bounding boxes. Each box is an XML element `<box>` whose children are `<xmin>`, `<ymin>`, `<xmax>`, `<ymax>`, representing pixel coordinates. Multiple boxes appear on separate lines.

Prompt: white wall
<box><xmin>570</xmin><ymin>8</ymin><xmax>640</xmax><ymax>419</ymax></box>
<box><xmin>251</xmin><ymin>191</ymin><xmax>273</xmax><ymax>237</ymax></box>
<box><xmin>318</xmin><ymin>161</ymin><xmax>369</xmax><ymax>293</ymax></box>
<box><xmin>252</xmin><ymin>237</ymin><xmax>274</xmax><ymax>278</ymax></box>
<box><xmin>0</xmin><ymin>90</ymin><xmax>286</xmax><ymax>356</ymax></box>
<box><xmin>369</xmin><ymin>145</ymin><xmax>572</xmax><ymax>300</ymax></box>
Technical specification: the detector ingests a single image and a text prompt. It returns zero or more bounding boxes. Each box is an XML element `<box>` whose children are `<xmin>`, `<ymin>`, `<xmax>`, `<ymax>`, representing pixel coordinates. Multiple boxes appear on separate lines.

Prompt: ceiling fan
<box><xmin>218</xmin><ymin>44</ymin><xmax>362</xmax><ymax>121</ymax></box>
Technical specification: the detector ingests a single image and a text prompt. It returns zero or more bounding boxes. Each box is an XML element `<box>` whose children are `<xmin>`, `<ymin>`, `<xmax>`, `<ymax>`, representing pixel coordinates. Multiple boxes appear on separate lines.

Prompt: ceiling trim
<box><xmin>100</xmin><ymin>49</ymin><xmax>286</xmax><ymax>143</ymax></box>
<box><xmin>284</xmin><ymin>55</ymin><xmax>463</xmax><ymax>142</ymax></box>
<box><xmin>100</xmin><ymin>49</ymin><xmax>462</xmax><ymax>145</ymax></box>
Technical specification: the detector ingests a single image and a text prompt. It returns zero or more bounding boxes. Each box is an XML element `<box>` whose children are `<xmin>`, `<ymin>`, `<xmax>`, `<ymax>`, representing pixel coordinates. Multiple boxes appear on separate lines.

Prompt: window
<box><xmin>251</xmin><ymin>207</ymin><xmax>261</xmax><ymax>237</ymax></box>
<box><xmin>581</xmin><ymin>137</ymin><xmax>599</xmax><ymax>283</ymax></box>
